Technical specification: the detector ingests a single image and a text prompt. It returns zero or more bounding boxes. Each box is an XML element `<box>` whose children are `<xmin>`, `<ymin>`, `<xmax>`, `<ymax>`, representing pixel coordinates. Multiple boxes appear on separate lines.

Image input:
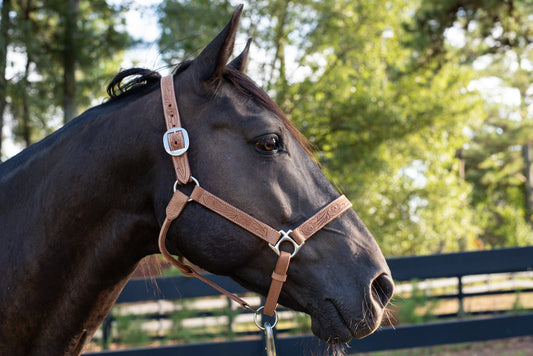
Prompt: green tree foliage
<box><xmin>281</xmin><ymin>0</ymin><xmax>482</xmax><ymax>255</ymax></box>
<box><xmin>2</xmin><ymin>0</ymin><xmax>530</xmax><ymax>254</ymax></box>
<box><xmin>0</xmin><ymin>0</ymin><xmax>132</xmax><ymax>156</ymax></box>
<box><xmin>159</xmin><ymin>0</ymin><xmax>485</xmax><ymax>255</ymax></box>
<box><xmin>158</xmin><ymin>0</ymin><xmax>234</xmax><ymax>63</ymax></box>
<box><xmin>410</xmin><ymin>0</ymin><xmax>533</xmax><ymax>247</ymax></box>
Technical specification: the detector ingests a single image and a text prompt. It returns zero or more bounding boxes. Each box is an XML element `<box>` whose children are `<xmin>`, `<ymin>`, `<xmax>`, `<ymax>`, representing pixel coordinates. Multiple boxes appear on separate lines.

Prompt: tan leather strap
<box><xmin>157</xmin><ymin>75</ymin><xmax>353</xmax><ymax>319</ymax></box>
<box><xmin>158</xmin><ymin>189</ymin><xmax>252</xmax><ymax>309</ymax></box>
<box><xmin>159</xmin><ymin>187</ymin><xmax>351</xmax><ymax>313</ymax></box>
<box><xmin>290</xmin><ymin>195</ymin><xmax>352</xmax><ymax>244</ymax></box>
<box><xmin>263</xmin><ymin>251</ymin><xmax>291</xmax><ymax>316</ymax></box>
<box><xmin>161</xmin><ymin>75</ymin><xmax>191</xmax><ymax>184</ymax></box>
<box><xmin>158</xmin><ymin>190</ymin><xmax>193</xmax><ymax>275</ymax></box>
<box><xmin>190</xmin><ymin>185</ymin><xmax>281</xmax><ymax>245</ymax></box>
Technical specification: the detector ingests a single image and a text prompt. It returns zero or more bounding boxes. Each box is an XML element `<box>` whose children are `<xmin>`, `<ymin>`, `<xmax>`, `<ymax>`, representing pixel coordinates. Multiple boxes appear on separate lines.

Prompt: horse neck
<box><xmin>0</xmin><ymin>91</ymin><xmax>164</xmax><ymax>354</ymax></box>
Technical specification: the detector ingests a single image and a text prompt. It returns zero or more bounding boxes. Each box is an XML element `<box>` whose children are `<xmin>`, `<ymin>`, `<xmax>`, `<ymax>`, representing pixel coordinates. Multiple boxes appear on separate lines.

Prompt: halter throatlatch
<box><xmin>157</xmin><ymin>75</ymin><xmax>352</xmax><ymax>322</ymax></box>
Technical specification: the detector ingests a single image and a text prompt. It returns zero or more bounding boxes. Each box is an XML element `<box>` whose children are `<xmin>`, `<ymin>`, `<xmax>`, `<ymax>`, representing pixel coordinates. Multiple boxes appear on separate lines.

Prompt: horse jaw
<box><xmin>226</xmin><ymin>209</ymin><xmax>394</xmax><ymax>344</ymax></box>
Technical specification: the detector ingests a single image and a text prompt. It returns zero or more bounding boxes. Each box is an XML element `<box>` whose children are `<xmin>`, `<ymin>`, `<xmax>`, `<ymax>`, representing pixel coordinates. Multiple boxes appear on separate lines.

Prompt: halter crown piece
<box><xmin>157</xmin><ymin>75</ymin><xmax>352</xmax><ymax>321</ymax></box>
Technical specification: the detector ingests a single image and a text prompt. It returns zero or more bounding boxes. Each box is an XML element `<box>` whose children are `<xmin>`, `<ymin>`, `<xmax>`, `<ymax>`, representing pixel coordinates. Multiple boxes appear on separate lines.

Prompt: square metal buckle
<box><xmin>163</xmin><ymin>127</ymin><xmax>189</xmax><ymax>156</ymax></box>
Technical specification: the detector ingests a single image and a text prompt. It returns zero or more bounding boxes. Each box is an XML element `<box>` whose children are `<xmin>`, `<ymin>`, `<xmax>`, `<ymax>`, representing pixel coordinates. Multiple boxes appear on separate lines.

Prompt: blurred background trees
<box><xmin>408</xmin><ymin>0</ymin><xmax>533</xmax><ymax>249</ymax></box>
<box><xmin>1</xmin><ymin>0</ymin><xmax>532</xmax><ymax>255</ymax></box>
<box><xmin>0</xmin><ymin>0</ymin><xmax>131</xmax><ymax>149</ymax></box>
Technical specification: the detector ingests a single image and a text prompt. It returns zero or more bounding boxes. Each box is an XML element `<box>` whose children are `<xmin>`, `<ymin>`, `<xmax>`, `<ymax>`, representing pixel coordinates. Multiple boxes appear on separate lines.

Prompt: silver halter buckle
<box><xmin>269</xmin><ymin>230</ymin><xmax>304</xmax><ymax>258</ymax></box>
<box><xmin>163</xmin><ymin>127</ymin><xmax>189</xmax><ymax>156</ymax></box>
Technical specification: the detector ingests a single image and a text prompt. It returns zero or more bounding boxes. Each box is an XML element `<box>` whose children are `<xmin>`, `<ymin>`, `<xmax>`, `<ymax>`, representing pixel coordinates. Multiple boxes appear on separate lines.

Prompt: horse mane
<box><xmin>106</xmin><ymin>61</ymin><xmax>192</xmax><ymax>100</ymax></box>
<box><xmin>105</xmin><ymin>62</ymin><xmax>313</xmax><ymax>155</ymax></box>
<box><xmin>106</xmin><ymin>68</ymin><xmax>161</xmax><ymax>99</ymax></box>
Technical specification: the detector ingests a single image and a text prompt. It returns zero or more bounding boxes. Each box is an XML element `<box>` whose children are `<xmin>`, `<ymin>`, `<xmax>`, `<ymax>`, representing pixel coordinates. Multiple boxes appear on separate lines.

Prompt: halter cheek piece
<box><xmin>157</xmin><ymin>75</ymin><xmax>352</xmax><ymax>317</ymax></box>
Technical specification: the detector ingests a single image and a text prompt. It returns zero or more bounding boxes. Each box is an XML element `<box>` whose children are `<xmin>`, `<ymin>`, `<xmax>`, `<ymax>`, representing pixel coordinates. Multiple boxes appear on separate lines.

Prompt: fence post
<box><xmin>226</xmin><ymin>297</ymin><xmax>235</xmax><ymax>340</ymax></box>
<box><xmin>457</xmin><ymin>276</ymin><xmax>464</xmax><ymax>318</ymax></box>
<box><xmin>101</xmin><ymin>315</ymin><xmax>113</xmax><ymax>349</ymax></box>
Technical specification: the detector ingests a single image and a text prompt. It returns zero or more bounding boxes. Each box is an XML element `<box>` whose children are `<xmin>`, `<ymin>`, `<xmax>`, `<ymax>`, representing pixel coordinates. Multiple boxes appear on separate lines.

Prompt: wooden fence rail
<box><xmin>84</xmin><ymin>246</ymin><xmax>533</xmax><ymax>355</ymax></box>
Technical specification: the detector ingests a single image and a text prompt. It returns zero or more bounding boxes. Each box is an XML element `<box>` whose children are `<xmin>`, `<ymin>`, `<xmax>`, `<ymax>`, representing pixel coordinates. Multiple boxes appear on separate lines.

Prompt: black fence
<box><xmin>84</xmin><ymin>246</ymin><xmax>533</xmax><ymax>355</ymax></box>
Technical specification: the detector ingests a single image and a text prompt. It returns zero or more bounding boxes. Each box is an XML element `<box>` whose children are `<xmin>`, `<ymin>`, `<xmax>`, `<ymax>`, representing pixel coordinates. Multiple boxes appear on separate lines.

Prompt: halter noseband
<box><xmin>157</xmin><ymin>75</ymin><xmax>352</xmax><ymax>317</ymax></box>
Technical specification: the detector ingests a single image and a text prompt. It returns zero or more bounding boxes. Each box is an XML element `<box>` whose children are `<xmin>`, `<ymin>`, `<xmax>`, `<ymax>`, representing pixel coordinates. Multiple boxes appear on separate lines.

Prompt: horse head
<box><xmin>153</xmin><ymin>5</ymin><xmax>394</xmax><ymax>343</ymax></box>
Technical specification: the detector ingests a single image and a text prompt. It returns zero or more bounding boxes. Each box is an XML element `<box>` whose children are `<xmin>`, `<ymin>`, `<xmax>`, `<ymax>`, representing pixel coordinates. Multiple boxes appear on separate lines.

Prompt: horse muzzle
<box><xmin>308</xmin><ymin>272</ymin><xmax>394</xmax><ymax>343</ymax></box>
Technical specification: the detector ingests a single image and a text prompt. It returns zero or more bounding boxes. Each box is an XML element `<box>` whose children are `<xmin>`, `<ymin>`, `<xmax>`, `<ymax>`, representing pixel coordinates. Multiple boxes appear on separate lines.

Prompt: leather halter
<box><xmin>157</xmin><ymin>75</ymin><xmax>352</xmax><ymax>316</ymax></box>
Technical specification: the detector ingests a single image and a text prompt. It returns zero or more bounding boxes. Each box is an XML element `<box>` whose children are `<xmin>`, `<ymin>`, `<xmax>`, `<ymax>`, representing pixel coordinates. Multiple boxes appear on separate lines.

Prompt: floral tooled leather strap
<box><xmin>158</xmin><ymin>75</ymin><xmax>353</xmax><ymax>317</ymax></box>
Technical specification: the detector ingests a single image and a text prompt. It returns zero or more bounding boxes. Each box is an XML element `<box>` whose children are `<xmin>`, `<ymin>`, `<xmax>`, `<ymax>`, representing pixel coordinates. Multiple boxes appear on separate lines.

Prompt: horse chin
<box><xmin>308</xmin><ymin>299</ymin><xmax>382</xmax><ymax>343</ymax></box>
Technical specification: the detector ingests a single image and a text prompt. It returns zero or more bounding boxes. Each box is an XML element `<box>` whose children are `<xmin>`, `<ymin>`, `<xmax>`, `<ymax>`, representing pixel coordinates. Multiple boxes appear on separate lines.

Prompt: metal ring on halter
<box><xmin>253</xmin><ymin>306</ymin><xmax>279</xmax><ymax>330</ymax></box>
<box><xmin>173</xmin><ymin>176</ymin><xmax>200</xmax><ymax>194</ymax></box>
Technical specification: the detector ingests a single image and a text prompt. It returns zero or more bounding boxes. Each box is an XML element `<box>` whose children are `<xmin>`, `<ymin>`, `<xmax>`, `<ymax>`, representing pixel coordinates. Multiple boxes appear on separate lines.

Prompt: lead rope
<box><xmin>158</xmin><ymin>75</ymin><xmax>352</xmax><ymax>354</ymax></box>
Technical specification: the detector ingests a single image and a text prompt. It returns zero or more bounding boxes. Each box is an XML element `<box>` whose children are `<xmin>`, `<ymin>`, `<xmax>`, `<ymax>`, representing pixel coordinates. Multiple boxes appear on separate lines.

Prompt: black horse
<box><xmin>0</xmin><ymin>6</ymin><xmax>393</xmax><ymax>355</ymax></box>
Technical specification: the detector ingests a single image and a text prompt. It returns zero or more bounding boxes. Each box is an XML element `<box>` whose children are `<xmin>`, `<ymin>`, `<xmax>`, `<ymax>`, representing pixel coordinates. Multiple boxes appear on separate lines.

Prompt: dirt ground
<box><xmin>358</xmin><ymin>336</ymin><xmax>533</xmax><ymax>356</ymax></box>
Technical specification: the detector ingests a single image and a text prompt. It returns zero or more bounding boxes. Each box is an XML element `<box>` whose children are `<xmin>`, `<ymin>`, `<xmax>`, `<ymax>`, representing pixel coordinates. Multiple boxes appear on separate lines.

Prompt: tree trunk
<box><xmin>22</xmin><ymin>49</ymin><xmax>31</xmax><ymax>147</ymax></box>
<box><xmin>19</xmin><ymin>0</ymin><xmax>33</xmax><ymax>147</ymax></box>
<box><xmin>523</xmin><ymin>143</ymin><xmax>533</xmax><ymax>227</ymax></box>
<box><xmin>0</xmin><ymin>0</ymin><xmax>12</xmax><ymax>160</ymax></box>
<box><xmin>267</xmin><ymin>0</ymin><xmax>289</xmax><ymax>94</ymax></box>
<box><xmin>62</xmin><ymin>0</ymin><xmax>80</xmax><ymax>123</ymax></box>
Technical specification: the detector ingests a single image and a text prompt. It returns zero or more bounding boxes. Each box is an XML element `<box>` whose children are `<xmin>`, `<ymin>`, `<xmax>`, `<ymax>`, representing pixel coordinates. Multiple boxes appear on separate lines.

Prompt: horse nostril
<box><xmin>371</xmin><ymin>273</ymin><xmax>394</xmax><ymax>308</ymax></box>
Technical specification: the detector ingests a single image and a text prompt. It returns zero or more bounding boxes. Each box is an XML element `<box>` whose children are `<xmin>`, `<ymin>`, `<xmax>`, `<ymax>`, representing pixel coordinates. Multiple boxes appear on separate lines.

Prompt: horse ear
<box><xmin>192</xmin><ymin>4</ymin><xmax>243</xmax><ymax>82</ymax></box>
<box><xmin>228</xmin><ymin>38</ymin><xmax>252</xmax><ymax>72</ymax></box>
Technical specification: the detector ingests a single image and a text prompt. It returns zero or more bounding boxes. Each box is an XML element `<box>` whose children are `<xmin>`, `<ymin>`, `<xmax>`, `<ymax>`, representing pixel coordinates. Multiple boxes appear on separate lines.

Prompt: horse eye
<box><xmin>254</xmin><ymin>135</ymin><xmax>282</xmax><ymax>153</ymax></box>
